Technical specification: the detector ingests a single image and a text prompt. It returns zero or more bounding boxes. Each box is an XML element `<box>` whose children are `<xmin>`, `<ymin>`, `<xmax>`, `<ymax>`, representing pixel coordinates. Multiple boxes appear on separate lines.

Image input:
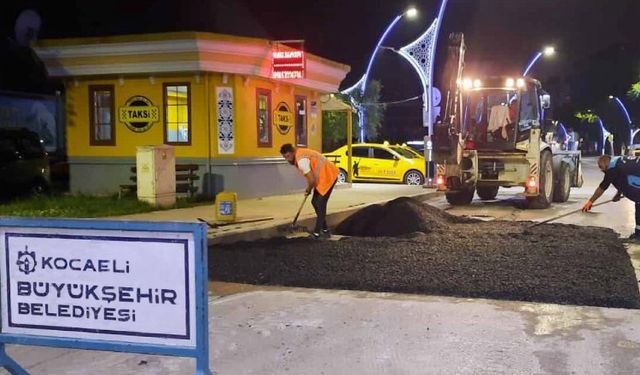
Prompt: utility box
<box><xmin>136</xmin><ymin>145</ymin><xmax>176</xmax><ymax>207</ymax></box>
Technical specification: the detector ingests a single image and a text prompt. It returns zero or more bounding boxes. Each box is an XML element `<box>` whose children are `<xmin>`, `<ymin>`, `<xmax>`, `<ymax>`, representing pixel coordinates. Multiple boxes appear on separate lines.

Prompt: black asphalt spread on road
<box><xmin>210</xmin><ymin>197</ymin><xmax>640</xmax><ymax>309</ymax></box>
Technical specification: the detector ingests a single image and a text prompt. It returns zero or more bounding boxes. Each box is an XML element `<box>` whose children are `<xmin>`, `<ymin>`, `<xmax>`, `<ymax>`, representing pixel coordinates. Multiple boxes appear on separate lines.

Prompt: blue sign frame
<box><xmin>0</xmin><ymin>218</ymin><xmax>211</xmax><ymax>375</ymax></box>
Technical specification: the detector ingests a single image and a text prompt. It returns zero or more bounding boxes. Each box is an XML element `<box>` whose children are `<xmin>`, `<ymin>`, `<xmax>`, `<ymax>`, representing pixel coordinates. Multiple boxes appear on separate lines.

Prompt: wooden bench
<box><xmin>119</xmin><ymin>164</ymin><xmax>200</xmax><ymax>198</ymax></box>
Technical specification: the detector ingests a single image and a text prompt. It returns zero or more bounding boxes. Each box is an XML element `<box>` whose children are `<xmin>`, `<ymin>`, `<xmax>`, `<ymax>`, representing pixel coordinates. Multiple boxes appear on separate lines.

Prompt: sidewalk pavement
<box><xmin>116</xmin><ymin>183</ymin><xmax>440</xmax><ymax>244</ymax></box>
<box><xmin>5</xmin><ymin>286</ymin><xmax>640</xmax><ymax>375</ymax></box>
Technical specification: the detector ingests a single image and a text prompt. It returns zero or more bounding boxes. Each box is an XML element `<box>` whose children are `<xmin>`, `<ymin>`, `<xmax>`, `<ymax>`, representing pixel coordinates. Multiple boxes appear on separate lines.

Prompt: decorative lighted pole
<box><xmin>394</xmin><ymin>0</ymin><xmax>450</xmax><ymax>185</ymax></box>
<box><xmin>342</xmin><ymin>7</ymin><xmax>418</xmax><ymax>142</ymax></box>
<box><xmin>597</xmin><ymin>117</ymin><xmax>613</xmax><ymax>156</ymax></box>
<box><xmin>341</xmin><ymin>0</ymin><xmax>449</xmax><ymax>184</ymax></box>
<box><xmin>609</xmin><ymin>95</ymin><xmax>634</xmax><ymax>147</ymax></box>
<box><xmin>522</xmin><ymin>46</ymin><xmax>556</xmax><ymax>76</ymax></box>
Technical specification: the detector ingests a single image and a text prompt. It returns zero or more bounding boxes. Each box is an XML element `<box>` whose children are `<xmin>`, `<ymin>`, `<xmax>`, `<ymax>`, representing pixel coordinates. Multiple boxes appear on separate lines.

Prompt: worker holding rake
<box><xmin>583</xmin><ymin>155</ymin><xmax>640</xmax><ymax>240</ymax></box>
<box><xmin>280</xmin><ymin>143</ymin><xmax>339</xmax><ymax>239</ymax></box>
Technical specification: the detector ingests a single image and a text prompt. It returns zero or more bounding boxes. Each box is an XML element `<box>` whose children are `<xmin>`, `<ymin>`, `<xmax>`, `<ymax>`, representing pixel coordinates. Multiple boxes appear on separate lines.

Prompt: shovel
<box><xmin>278</xmin><ymin>193</ymin><xmax>310</xmax><ymax>235</ymax></box>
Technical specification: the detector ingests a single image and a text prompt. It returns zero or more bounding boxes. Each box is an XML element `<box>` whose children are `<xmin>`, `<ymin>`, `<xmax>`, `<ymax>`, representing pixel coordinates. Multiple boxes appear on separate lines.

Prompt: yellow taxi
<box><xmin>323</xmin><ymin>142</ymin><xmax>426</xmax><ymax>185</ymax></box>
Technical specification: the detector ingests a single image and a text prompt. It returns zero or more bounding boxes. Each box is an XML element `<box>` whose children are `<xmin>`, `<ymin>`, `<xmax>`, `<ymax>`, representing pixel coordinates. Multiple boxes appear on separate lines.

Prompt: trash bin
<box><xmin>216</xmin><ymin>191</ymin><xmax>237</xmax><ymax>222</ymax></box>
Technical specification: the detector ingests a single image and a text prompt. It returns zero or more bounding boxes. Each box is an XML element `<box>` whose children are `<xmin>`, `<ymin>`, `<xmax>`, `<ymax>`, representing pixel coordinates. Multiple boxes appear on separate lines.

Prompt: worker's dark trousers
<box><xmin>636</xmin><ymin>202</ymin><xmax>640</xmax><ymax>235</ymax></box>
<box><xmin>624</xmin><ymin>187</ymin><xmax>640</xmax><ymax>235</ymax></box>
<box><xmin>312</xmin><ymin>181</ymin><xmax>337</xmax><ymax>234</ymax></box>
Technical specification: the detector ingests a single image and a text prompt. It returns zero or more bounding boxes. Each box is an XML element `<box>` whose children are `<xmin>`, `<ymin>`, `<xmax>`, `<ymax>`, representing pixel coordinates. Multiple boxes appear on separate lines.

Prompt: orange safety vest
<box><xmin>295</xmin><ymin>147</ymin><xmax>339</xmax><ymax>196</ymax></box>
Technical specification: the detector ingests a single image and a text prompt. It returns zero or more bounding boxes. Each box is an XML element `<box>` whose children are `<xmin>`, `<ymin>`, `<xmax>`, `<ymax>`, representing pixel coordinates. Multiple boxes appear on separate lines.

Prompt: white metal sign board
<box><xmin>1</xmin><ymin>228</ymin><xmax>196</xmax><ymax>346</ymax></box>
<box><xmin>0</xmin><ymin>219</ymin><xmax>210</xmax><ymax>375</ymax></box>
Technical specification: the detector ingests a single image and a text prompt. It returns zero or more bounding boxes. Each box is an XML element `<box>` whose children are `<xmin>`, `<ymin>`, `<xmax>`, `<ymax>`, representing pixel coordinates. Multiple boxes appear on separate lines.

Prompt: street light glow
<box><xmin>543</xmin><ymin>46</ymin><xmax>555</xmax><ymax>56</ymax></box>
<box><xmin>406</xmin><ymin>7</ymin><xmax>418</xmax><ymax>18</ymax></box>
<box><xmin>523</xmin><ymin>45</ymin><xmax>556</xmax><ymax>76</ymax></box>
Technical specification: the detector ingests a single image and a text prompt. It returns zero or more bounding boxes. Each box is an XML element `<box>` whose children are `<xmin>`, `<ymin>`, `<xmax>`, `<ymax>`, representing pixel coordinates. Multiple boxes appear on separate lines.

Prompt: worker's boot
<box><xmin>308</xmin><ymin>232</ymin><xmax>326</xmax><ymax>240</ymax></box>
<box><xmin>322</xmin><ymin>228</ymin><xmax>331</xmax><ymax>239</ymax></box>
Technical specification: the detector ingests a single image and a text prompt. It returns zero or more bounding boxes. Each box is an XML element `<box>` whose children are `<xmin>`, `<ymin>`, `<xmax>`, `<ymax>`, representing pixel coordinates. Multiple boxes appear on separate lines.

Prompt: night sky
<box><xmin>4</xmin><ymin>0</ymin><xmax>640</xmax><ymax>143</ymax></box>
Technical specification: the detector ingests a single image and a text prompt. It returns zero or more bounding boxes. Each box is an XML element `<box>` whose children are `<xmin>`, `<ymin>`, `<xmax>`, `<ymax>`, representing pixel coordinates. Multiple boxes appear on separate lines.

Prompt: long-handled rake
<box><xmin>524</xmin><ymin>199</ymin><xmax>613</xmax><ymax>232</ymax></box>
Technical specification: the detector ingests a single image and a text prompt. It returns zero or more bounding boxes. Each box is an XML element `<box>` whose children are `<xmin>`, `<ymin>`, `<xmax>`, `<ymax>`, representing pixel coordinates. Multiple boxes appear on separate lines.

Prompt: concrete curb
<box><xmin>208</xmin><ymin>190</ymin><xmax>442</xmax><ymax>245</ymax></box>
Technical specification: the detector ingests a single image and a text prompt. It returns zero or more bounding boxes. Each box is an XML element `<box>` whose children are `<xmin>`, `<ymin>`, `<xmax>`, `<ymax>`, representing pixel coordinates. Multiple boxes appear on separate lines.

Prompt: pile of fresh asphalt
<box><xmin>210</xmin><ymin>197</ymin><xmax>640</xmax><ymax>309</ymax></box>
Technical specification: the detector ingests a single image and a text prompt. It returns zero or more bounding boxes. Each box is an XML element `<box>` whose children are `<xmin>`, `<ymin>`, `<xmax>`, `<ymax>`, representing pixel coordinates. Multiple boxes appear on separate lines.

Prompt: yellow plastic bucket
<box><xmin>215</xmin><ymin>191</ymin><xmax>237</xmax><ymax>222</ymax></box>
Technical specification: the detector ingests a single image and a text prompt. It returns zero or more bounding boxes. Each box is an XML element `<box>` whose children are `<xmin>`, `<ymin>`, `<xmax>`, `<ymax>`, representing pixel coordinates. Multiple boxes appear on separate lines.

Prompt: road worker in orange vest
<box><xmin>280</xmin><ymin>143</ymin><xmax>339</xmax><ymax>239</ymax></box>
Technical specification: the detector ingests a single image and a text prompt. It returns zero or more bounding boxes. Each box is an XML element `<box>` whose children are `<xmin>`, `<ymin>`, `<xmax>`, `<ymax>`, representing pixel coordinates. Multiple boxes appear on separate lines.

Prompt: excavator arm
<box><xmin>434</xmin><ymin>32</ymin><xmax>466</xmax><ymax>163</ymax></box>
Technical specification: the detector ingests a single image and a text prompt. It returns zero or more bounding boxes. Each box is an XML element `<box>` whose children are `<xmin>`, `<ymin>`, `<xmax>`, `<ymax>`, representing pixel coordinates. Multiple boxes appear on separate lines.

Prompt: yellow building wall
<box><xmin>66</xmin><ymin>74</ymin><xmax>209</xmax><ymax>158</ymax></box>
<box><xmin>66</xmin><ymin>72</ymin><xmax>324</xmax><ymax>159</ymax></box>
<box><xmin>219</xmin><ymin>75</ymin><xmax>322</xmax><ymax>158</ymax></box>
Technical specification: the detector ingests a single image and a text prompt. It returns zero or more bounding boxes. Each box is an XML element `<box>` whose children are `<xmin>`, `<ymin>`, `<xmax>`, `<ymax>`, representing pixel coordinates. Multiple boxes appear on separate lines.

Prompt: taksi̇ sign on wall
<box><xmin>119</xmin><ymin>96</ymin><xmax>159</xmax><ymax>133</ymax></box>
<box><xmin>274</xmin><ymin>102</ymin><xmax>293</xmax><ymax>135</ymax></box>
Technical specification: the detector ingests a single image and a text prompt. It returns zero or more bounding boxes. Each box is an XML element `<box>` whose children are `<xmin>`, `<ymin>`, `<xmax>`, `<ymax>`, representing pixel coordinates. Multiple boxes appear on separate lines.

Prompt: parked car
<box><xmin>0</xmin><ymin>128</ymin><xmax>50</xmax><ymax>198</ymax></box>
<box><xmin>397</xmin><ymin>143</ymin><xmax>425</xmax><ymax>159</ymax></box>
<box><xmin>404</xmin><ymin>140</ymin><xmax>425</xmax><ymax>155</ymax></box>
<box><xmin>323</xmin><ymin>142</ymin><xmax>425</xmax><ymax>185</ymax></box>
<box><xmin>628</xmin><ymin>144</ymin><xmax>640</xmax><ymax>157</ymax></box>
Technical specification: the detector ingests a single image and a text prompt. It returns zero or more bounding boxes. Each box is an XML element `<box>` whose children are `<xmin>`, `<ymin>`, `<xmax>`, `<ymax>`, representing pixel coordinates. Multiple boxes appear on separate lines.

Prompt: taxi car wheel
<box><xmin>337</xmin><ymin>169</ymin><xmax>348</xmax><ymax>184</ymax></box>
<box><xmin>403</xmin><ymin>170</ymin><xmax>424</xmax><ymax>185</ymax></box>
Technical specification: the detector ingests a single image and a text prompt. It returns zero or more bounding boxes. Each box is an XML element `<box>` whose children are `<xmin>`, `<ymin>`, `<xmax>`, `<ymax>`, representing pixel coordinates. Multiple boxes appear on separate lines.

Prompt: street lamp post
<box><xmin>609</xmin><ymin>95</ymin><xmax>633</xmax><ymax>148</ymax></box>
<box><xmin>342</xmin><ymin>7</ymin><xmax>417</xmax><ymax>142</ymax></box>
<box><xmin>522</xmin><ymin>46</ymin><xmax>555</xmax><ymax>76</ymax></box>
<box><xmin>369</xmin><ymin>0</ymin><xmax>449</xmax><ymax>187</ymax></box>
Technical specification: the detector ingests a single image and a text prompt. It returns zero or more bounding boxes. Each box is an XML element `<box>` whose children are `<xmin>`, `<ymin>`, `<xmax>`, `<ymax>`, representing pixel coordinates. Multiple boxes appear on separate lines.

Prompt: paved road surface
<box><xmin>424</xmin><ymin>156</ymin><xmax>634</xmax><ymax>236</ymax></box>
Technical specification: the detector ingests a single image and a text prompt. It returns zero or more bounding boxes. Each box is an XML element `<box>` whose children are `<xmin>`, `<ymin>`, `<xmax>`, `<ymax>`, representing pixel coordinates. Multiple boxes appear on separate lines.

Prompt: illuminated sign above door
<box><xmin>272</xmin><ymin>40</ymin><xmax>305</xmax><ymax>79</ymax></box>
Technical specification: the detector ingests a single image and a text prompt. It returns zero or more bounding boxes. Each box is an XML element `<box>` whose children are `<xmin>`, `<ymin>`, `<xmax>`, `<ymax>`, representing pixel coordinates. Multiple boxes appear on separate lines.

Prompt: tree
<box><xmin>629</xmin><ymin>81</ymin><xmax>640</xmax><ymax>100</ymax></box>
<box><xmin>575</xmin><ymin>110</ymin><xmax>620</xmax><ymax>155</ymax></box>
<box><xmin>322</xmin><ymin>108</ymin><xmax>357</xmax><ymax>152</ymax></box>
<box><xmin>349</xmin><ymin>79</ymin><xmax>386</xmax><ymax>141</ymax></box>
<box><xmin>321</xmin><ymin>79</ymin><xmax>386</xmax><ymax>151</ymax></box>
<box><xmin>574</xmin><ymin>110</ymin><xmax>599</xmax><ymax>124</ymax></box>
